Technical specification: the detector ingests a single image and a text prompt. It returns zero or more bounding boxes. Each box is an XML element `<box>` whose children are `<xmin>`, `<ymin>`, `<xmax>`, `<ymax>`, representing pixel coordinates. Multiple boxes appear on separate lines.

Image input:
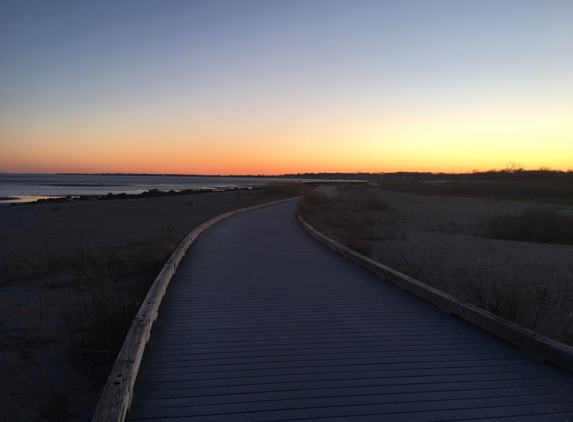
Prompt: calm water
<box><xmin>0</xmin><ymin>174</ymin><xmax>299</xmax><ymax>204</ymax></box>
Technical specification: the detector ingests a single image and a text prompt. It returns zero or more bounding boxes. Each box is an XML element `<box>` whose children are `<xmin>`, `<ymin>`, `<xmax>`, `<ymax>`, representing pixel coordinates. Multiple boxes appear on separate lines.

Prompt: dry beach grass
<box><xmin>298</xmin><ymin>183</ymin><xmax>573</xmax><ymax>347</ymax></box>
<box><xmin>0</xmin><ymin>184</ymin><xmax>308</xmax><ymax>421</ymax></box>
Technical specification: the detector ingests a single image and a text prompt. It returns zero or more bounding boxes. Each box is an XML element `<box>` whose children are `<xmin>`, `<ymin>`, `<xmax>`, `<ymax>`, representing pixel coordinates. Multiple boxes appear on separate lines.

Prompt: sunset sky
<box><xmin>1</xmin><ymin>1</ymin><xmax>572</xmax><ymax>175</ymax></box>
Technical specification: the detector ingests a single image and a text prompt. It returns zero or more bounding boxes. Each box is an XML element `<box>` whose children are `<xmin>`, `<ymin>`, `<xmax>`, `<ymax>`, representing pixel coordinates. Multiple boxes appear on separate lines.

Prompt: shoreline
<box><xmin>4</xmin><ymin>185</ymin><xmax>258</xmax><ymax>206</ymax></box>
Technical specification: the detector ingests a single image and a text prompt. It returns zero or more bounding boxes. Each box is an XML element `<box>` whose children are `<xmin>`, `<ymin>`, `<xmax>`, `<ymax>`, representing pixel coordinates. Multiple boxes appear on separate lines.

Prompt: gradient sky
<box><xmin>1</xmin><ymin>0</ymin><xmax>572</xmax><ymax>174</ymax></box>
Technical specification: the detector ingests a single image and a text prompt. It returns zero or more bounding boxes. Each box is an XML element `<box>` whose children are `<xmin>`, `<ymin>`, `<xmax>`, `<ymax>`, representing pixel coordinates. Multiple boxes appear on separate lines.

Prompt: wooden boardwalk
<box><xmin>126</xmin><ymin>201</ymin><xmax>573</xmax><ymax>421</ymax></box>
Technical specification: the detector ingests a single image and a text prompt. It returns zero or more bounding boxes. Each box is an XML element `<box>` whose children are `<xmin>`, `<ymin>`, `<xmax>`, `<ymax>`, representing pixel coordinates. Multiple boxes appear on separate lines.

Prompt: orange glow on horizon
<box><xmin>2</xmin><ymin>105</ymin><xmax>572</xmax><ymax>175</ymax></box>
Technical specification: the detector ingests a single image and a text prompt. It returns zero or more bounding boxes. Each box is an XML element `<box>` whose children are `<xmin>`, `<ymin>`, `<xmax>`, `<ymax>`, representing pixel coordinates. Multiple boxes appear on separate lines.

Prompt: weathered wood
<box><xmin>91</xmin><ymin>198</ymin><xmax>297</xmax><ymax>422</ymax></box>
<box><xmin>298</xmin><ymin>216</ymin><xmax>573</xmax><ymax>374</ymax></box>
<box><xmin>124</xmin><ymin>202</ymin><xmax>573</xmax><ymax>421</ymax></box>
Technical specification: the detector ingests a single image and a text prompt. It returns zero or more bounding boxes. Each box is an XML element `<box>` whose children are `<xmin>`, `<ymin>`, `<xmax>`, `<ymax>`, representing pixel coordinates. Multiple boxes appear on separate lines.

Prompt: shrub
<box><xmin>338</xmin><ymin>233</ymin><xmax>374</xmax><ymax>257</ymax></box>
<box><xmin>487</xmin><ymin>208</ymin><xmax>573</xmax><ymax>245</ymax></box>
<box><xmin>259</xmin><ymin>182</ymin><xmax>314</xmax><ymax>198</ymax></box>
<box><xmin>364</xmin><ymin>194</ymin><xmax>388</xmax><ymax>211</ymax></box>
<box><xmin>376</xmin><ymin>180</ymin><xmax>573</xmax><ymax>206</ymax></box>
<box><xmin>297</xmin><ymin>190</ymin><xmax>333</xmax><ymax>217</ymax></box>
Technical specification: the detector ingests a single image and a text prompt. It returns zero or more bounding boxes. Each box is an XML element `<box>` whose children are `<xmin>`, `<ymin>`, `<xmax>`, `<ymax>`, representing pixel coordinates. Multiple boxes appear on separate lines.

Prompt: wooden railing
<box><xmin>298</xmin><ymin>215</ymin><xmax>573</xmax><ymax>375</ymax></box>
<box><xmin>92</xmin><ymin>198</ymin><xmax>297</xmax><ymax>422</ymax></box>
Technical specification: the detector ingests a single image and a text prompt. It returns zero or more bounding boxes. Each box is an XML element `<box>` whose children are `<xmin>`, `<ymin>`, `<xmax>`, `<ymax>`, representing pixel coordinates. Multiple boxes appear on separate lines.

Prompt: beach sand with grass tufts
<box><xmin>0</xmin><ymin>186</ymin><xmax>306</xmax><ymax>421</ymax></box>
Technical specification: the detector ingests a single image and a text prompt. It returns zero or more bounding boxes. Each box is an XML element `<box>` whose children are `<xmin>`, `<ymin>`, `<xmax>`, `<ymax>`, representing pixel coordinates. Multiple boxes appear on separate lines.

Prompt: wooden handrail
<box><xmin>298</xmin><ymin>215</ymin><xmax>573</xmax><ymax>374</ymax></box>
<box><xmin>92</xmin><ymin>198</ymin><xmax>297</xmax><ymax>422</ymax></box>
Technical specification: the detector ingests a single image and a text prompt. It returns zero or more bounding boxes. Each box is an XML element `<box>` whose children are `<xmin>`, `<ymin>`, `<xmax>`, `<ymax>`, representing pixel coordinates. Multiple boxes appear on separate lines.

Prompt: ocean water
<box><xmin>0</xmin><ymin>174</ymin><xmax>296</xmax><ymax>204</ymax></box>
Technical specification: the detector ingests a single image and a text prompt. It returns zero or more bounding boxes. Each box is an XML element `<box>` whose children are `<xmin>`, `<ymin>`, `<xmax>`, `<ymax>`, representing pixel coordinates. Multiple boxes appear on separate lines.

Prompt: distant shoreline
<box><xmin>0</xmin><ymin>172</ymin><xmax>375</xmax><ymax>180</ymax></box>
<box><xmin>3</xmin><ymin>186</ymin><xmax>257</xmax><ymax>206</ymax></box>
<box><xmin>2</xmin><ymin>168</ymin><xmax>570</xmax><ymax>182</ymax></box>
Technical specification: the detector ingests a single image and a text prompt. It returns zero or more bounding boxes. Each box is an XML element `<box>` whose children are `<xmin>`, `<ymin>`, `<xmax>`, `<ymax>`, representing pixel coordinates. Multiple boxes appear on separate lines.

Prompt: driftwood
<box><xmin>92</xmin><ymin>198</ymin><xmax>296</xmax><ymax>422</ymax></box>
<box><xmin>298</xmin><ymin>216</ymin><xmax>573</xmax><ymax>374</ymax></box>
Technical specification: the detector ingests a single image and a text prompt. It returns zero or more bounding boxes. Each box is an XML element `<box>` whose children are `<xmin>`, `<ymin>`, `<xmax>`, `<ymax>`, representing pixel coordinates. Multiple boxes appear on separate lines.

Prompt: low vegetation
<box><xmin>298</xmin><ymin>187</ymin><xmax>388</xmax><ymax>257</ymax></box>
<box><xmin>257</xmin><ymin>181</ymin><xmax>315</xmax><ymax>198</ymax></box>
<box><xmin>298</xmin><ymin>184</ymin><xmax>573</xmax><ymax>347</ymax></box>
<box><xmin>377</xmin><ymin>179</ymin><xmax>573</xmax><ymax>206</ymax></box>
<box><xmin>375</xmin><ymin>164</ymin><xmax>573</xmax><ymax>206</ymax></box>
<box><xmin>57</xmin><ymin>230</ymin><xmax>183</xmax><ymax>378</ymax></box>
<box><xmin>488</xmin><ymin>208</ymin><xmax>573</xmax><ymax>245</ymax></box>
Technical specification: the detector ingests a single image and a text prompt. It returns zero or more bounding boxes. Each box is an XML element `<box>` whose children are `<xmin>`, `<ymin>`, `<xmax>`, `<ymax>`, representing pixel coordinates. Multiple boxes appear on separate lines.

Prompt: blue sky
<box><xmin>1</xmin><ymin>0</ymin><xmax>572</xmax><ymax>173</ymax></box>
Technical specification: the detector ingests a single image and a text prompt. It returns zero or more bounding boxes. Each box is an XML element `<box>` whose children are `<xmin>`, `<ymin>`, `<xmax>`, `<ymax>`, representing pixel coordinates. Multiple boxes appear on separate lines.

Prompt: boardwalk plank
<box><xmin>126</xmin><ymin>201</ymin><xmax>573</xmax><ymax>421</ymax></box>
<box><xmin>131</xmin><ymin>382</ymin><xmax>573</xmax><ymax>404</ymax></box>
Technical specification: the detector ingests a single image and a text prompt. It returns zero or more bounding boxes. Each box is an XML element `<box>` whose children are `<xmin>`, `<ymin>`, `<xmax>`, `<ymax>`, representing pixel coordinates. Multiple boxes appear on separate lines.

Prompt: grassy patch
<box><xmin>452</xmin><ymin>268</ymin><xmax>573</xmax><ymax>335</ymax></box>
<box><xmin>40</xmin><ymin>229</ymin><xmax>183</xmax><ymax>384</ymax></box>
<box><xmin>376</xmin><ymin>180</ymin><xmax>573</xmax><ymax>206</ymax></box>
<box><xmin>0</xmin><ymin>255</ymin><xmax>177</xmax><ymax>394</ymax></box>
<box><xmin>364</xmin><ymin>194</ymin><xmax>388</xmax><ymax>211</ymax></box>
<box><xmin>487</xmin><ymin>208</ymin><xmax>573</xmax><ymax>245</ymax></box>
<box><xmin>297</xmin><ymin>186</ymin><xmax>388</xmax><ymax>258</ymax></box>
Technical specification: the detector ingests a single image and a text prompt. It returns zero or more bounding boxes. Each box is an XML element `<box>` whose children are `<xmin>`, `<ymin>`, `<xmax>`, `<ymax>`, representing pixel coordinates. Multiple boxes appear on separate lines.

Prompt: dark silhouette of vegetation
<box><xmin>488</xmin><ymin>208</ymin><xmax>573</xmax><ymax>245</ymax></box>
<box><xmin>379</xmin><ymin>164</ymin><xmax>573</xmax><ymax>183</ymax></box>
<box><xmin>55</xmin><ymin>230</ymin><xmax>183</xmax><ymax>381</ymax></box>
<box><xmin>257</xmin><ymin>181</ymin><xmax>314</xmax><ymax>198</ymax></box>
<box><xmin>376</xmin><ymin>179</ymin><xmax>573</xmax><ymax>206</ymax></box>
<box><xmin>298</xmin><ymin>186</ymin><xmax>387</xmax><ymax>258</ymax></box>
<box><xmin>375</xmin><ymin>165</ymin><xmax>573</xmax><ymax>206</ymax></box>
<box><xmin>364</xmin><ymin>194</ymin><xmax>388</xmax><ymax>211</ymax></box>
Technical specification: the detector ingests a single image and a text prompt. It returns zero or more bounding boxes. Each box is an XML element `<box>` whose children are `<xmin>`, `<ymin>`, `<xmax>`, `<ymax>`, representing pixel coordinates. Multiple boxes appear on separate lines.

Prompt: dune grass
<box><xmin>51</xmin><ymin>230</ymin><xmax>183</xmax><ymax>383</ymax></box>
<box><xmin>298</xmin><ymin>186</ymin><xmax>389</xmax><ymax>258</ymax></box>
<box><xmin>297</xmin><ymin>184</ymin><xmax>573</xmax><ymax>346</ymax></box>
<box><xmin>487</xmin><ymin>208</ymin><xmax>573</xmax><ymax>245</ymax></box>
<box><xmin>257</xmin><ymin>181</ymin><xmax>315</xmax><ymax>198</ymax></box>
<box><xmin>377</xmin><ymin>180</ymin><xmax>573</xmax><ymax>206</ymax></box>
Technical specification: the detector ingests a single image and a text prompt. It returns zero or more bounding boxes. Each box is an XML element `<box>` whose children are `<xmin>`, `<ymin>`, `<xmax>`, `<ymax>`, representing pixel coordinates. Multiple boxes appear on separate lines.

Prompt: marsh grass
<box><xmin>54</xmin><ymin>229</ymin><xmax>183</xmax><ymax>382</ymax></box>
<box><xmin>1</xmin><ymin>254</ymin><xmax>63</xmax><ymax>284</ymax></box>
<box><xmin>338</xmin><ymin>233</ymin><xmax>374</xmax><ymax>257</ymax></box>
<box><xmin>453</xmin><ymin>268</ymin><xmax>573</xmax><ymax>337</ymax></box>
<box><xmin>364</xmin><ymin>194</ymin><xmax>388</xmax><ymax>211</ymax></box>
<box><xmin>0</xmin><ymin>227</ymin><xmax>186</xmax><ymax>389</ymax></box>
<box><xmin>298</xmin><ymin>186</ymin><xmax>389</xmax><ymax>258</ymax></box>
<box><xmin>487</xmin><ymin>208</ymin><xmax>573</xmax><ymax>245</ymax></box>
<box><xmin>258</xmin><ymin>181</ymin><xmax>315</xmax><ymax>198</ymax></box>
<box><xmin>376</xmin><ymin>180</ymin><xmax>573</xmax><ymax>206</ymax></box>
<box><xmin>389</xmin><ymin>248</ymin><xmax>427</xmax><ymax>279</ymax></box>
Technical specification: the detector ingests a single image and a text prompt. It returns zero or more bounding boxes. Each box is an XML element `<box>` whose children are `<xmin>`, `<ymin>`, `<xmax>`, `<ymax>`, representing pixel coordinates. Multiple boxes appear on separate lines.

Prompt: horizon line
<box><xmin>2</xmin><ymin>168</ymin><xmax>573</xmax><ymax>178</ymax></box>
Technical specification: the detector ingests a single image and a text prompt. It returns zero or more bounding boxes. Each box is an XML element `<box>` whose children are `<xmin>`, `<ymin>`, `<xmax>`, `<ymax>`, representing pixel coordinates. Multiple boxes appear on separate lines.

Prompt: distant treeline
<box><xmin>56</xmin><ymin>172</ymin><xmax>378</xmax><ymax>180</ymax></box>
<box><xmin>58</xmin><ymin>167</ymin><xmax>573</xmax><ymax>183</ymax></box>
<box><xmin>285</xmin><ymin>168</ymin><xmax>573</xmax><ymax>183</ymax></box>
<box><xmin>379</xmin><ymin>168</ymin><xmax>573</xmax><ymax>183</ymax></box>
<box><xmin>375</xmin><ymin>166</ymin><xmax>573</xmax><ymax>206</ymax></box>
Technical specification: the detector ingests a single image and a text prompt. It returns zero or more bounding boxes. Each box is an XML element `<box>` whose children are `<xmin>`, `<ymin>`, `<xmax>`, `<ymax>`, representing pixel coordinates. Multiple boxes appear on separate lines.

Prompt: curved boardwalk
<box><xmin>127</xmin><ymin>201</ymin><xmax>573</xmax><ymax>421</ymax></box>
